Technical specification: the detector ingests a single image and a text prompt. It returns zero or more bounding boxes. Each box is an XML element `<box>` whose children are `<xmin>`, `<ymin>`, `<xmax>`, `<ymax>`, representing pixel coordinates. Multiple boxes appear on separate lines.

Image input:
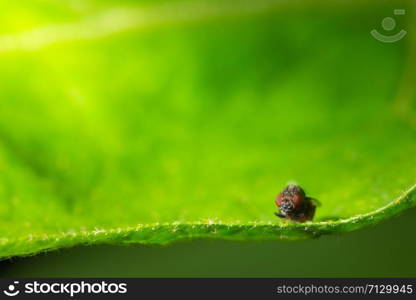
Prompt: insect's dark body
<box><xmin>274</xmin><ymin>184</ymin><xmax>318</xmax><ymax>223</ymax></box>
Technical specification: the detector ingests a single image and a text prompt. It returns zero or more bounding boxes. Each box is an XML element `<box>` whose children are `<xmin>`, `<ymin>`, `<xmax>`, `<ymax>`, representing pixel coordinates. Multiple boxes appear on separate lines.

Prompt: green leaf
<box><xmin>0</xmin><ymin>0</ymin><xmax>415</xmax><ymax>258</ymax></box>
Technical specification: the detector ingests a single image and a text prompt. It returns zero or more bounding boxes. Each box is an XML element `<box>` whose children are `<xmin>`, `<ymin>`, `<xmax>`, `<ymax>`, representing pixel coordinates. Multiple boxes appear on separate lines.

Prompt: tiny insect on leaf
<box><xmin>275</xmin><ymin>184</ymin><xmax>319</xmax><ymax>223</ymax></box>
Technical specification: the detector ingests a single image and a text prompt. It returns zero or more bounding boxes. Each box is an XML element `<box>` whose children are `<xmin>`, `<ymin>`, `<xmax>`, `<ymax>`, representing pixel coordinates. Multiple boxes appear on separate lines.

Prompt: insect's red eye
<box><xmin>293</xmin><ymin>193</ymin><xmax>303</xmax><ymax>208</ymax></box>
<box><xmin>276</xmin><ymin>193</ymin><xmax>283</xmax><ymax>206</ymax></box>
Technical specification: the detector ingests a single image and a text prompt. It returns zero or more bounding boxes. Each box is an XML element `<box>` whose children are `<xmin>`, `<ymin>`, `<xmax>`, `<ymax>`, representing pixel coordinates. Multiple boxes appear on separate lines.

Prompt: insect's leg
<box><xmin>307</xmin><ymin>203</ymin><xmax>316</xmax><ymax>220</ymax></box>
<box><xmin>274</xmin><ymin>212</ymin><xmax>286</xmax><ymax>218</ymax></box>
